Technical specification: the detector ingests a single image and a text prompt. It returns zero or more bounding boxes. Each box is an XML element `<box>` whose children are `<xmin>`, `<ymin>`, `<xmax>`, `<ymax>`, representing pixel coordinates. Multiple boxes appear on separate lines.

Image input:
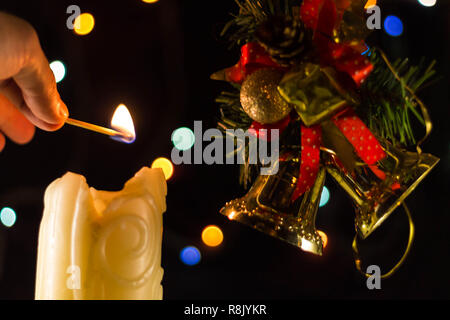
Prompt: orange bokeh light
<box><xmin>365</xmin><ymin>0</ymin><xmax>377</xmax><ymax>9</ymax></box>
<box><xmin>73</xmin><ymin>13</ymin><xmax>95</xmax><ymax>36</ymax></box>
<box><xmin>201</xmin><ymin>225</ymin><xmax>224</xmax><ymax>247</ymax></box>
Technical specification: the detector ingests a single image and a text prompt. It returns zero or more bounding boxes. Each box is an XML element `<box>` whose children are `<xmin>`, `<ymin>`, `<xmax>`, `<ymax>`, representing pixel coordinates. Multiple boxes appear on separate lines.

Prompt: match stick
<box><xmin>65</xmin><ymin>118</ymin><xmax>134</xmax><ymax>143</ymax></box>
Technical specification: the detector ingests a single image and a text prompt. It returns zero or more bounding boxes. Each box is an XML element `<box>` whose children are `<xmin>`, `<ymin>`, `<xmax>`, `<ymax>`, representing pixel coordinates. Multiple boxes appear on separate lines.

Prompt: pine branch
<box><xmin>221</xmin><ymin>0</ymin><xmax>299</xmax><ymax>48</ymax></box>
<box><xmin>359</xmin><ymin>49</ymin><xmax>437</xmax><ymax>146</ymax></box>
<box><xmin>215</xmin><ymin>84</ymin><xmax>253</xmax><ymax>130</ymax></box>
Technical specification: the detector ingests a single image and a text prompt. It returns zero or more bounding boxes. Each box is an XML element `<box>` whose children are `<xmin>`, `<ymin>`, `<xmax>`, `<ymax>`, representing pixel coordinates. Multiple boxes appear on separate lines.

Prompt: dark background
<box><xmin>0</xmin><ymin>0</ymin><xmax>448</xmax><ymax>300</ymax></box>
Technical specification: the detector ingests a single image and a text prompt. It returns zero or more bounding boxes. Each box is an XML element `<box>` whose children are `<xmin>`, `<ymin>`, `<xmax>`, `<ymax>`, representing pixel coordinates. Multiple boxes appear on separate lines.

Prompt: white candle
<box><xmin>35</xmin><ymin>167</ymin><xmax>167</xmax><ymax>300</ymax></box>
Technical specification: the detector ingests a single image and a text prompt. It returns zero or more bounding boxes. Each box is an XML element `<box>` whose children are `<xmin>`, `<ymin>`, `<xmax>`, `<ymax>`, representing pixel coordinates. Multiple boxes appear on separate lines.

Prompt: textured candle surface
<box><xmin>35</xmin><ymin>167</ymin><xmax>167</xmax><ymax>300</ymax></box>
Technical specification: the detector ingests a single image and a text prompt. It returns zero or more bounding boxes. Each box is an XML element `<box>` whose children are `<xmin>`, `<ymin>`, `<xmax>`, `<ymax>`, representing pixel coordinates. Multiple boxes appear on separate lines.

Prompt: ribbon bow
<box><xmin>217</xmin><ymin>42</ymin><xmax>285</xmax><ymax>84</ymax></box>
<box><xmin>301</xmin><ymin>0</ymin><xmax>373</xmax><ymax>87</ymax></box>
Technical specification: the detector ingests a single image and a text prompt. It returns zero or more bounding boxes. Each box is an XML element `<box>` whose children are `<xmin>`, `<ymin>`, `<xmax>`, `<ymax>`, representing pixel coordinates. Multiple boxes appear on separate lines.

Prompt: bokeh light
<box><xmin>201</xmin><ymin>225</ymin><xmax>224</xmax><ymax>247</ymax></box>
<box><xmin>180</xmin><ymin>246</ymin><xmax>201</xmax><ymax>266</ymax></box>
<box><xmin>142</xmin><ymin>0</ymin><xmax>159</xmax><ymax>3</ymax></box>
<box><xmin>364</xmin><ymin>0</ymin><xmax>377</xmax><ymax>9</ymax></box>
<box><xmin>73</xmin><ymin>13</ymin><xmax>95</xmax><ymax>36</ymax></box>
<box><xmin>0</xmin><ymin>207</ymin><xmax>16</xmax><ymax>227</ymax></box>
<box><xmin>151</xmin><ymin>157</ymin><xmax>174</xmax><ymax>180</ymax></box>
<box><xmin>49</xmin><ymin>60</ymin><xmax>66</xmax><ymax>83</ymax></box>
<box><xmin>418</xmin><ymin>0</ymin><xmax>436</xmax><ymax>7</ymax></box>
<box><xmin>172</xmin><ymin>127</ymin><xmax>195</xmax><ymax>151</ymax></box>
<box><xmin>318</xmin><ymin>230</ymin><xmax>328</xmax><ymax>249</ymax></box>
<box><xmin>384</xmin><ymin>15</ymin><xmax>404</xmax><ymax>37</ymax></box>
<box><xmin>319</xmin><ymin>186</ymin><xmax>330</xmax><ymax>207</ymax></box>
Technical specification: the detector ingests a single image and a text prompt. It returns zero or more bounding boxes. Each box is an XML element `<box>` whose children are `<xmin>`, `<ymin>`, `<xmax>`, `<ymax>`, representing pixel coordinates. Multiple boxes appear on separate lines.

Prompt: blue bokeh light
<box><xmin>0</xmin><ymin>207</ymin><xmax>17</xmax><ymax>227</ymax></box>
<box><xmin>180</xmin><ymin>246</ymin><xmax>201</xmax><ymax>266</ymax></box>
<box><xmin>384</xmin><ymin>15</ymin><xmax>404</xmax><ymax>37</ymax></box>
<box><xmin>319</xmin><ymin>186</ymin><xmax>330</xmax><ymax>207</ymax></box>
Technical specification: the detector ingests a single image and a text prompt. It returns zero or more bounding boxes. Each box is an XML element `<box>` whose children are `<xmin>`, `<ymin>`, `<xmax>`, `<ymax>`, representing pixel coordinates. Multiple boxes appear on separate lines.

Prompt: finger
<box><xmin>0</xmin><ymin>78</ymin><xmax>63</xmax><ymax>131</ymax></box>
<box><xmin>0</xmin><ymin>13</ymin><xmax>69</xmax><ymax>129</ymax></box>
<box><xmin>14</xmin><ymin>47</ymin><xmax>69</xmax><ymax>127</ymax></box>
<box><xmin>0</xmin><ymin>93</ymin><xmax>35</xmax><ymax>144</ymax></box>
<box><xmin>0</xmin><ymin>133</ymin><xmax>5</xmax><ymax>152</ymax></box>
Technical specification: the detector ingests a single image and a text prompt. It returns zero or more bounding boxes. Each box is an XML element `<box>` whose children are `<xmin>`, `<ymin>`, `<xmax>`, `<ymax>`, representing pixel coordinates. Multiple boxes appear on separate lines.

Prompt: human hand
<box><xmin>0</xmin><ymin>12</ymin><xmax>68</xmax><ymax>151</ymax></box>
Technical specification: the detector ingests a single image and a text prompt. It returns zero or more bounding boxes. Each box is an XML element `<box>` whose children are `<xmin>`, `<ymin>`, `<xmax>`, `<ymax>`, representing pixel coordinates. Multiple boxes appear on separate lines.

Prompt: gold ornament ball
<box><xmin>240</xmin><ymin>68</ymin><xmax>292</xmax><ymax>124</ymax></box>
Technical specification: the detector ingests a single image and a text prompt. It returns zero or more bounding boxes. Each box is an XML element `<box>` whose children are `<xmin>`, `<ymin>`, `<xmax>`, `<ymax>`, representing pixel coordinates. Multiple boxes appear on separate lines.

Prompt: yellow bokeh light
<box><xmin>74</xmin><ymin>13</ymin><xmax>95</xmax><ymax>36</ymax></box>
<box><xmin>364</xmin><ymin>0</ymin><xmax>377</xmax><ymax>9</ymax></box>
<box><xmin>317</xmin><ymin>230</ymin><xmax>328</xmax><ymax>249</ymax></box>
<box><xmin>151</xmin><ymin>157</ymin><xmax>174</xmax><ymax>180</ymax></box>
<box><xmin>142</xmin><ymin>0</ymin><xmax>159</xmax><ymax>3</ymax></box>
<box><xmin>202</xmin><ymin>225</ymin><xmax>224</xmax><ymax>247</ymax></box>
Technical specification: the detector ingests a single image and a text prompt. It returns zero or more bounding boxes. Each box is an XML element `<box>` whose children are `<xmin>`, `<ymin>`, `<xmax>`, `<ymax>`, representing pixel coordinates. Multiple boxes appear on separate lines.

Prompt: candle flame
<box><xmin>111</xmin><ymin>104</ymin><xmax>136</xmax><ymax>143</ymax></box>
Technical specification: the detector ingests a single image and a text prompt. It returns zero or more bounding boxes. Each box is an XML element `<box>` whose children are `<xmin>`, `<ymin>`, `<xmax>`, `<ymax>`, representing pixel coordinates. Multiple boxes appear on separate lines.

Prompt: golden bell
<box><xmin>220</xmin><ymin>153</ymin><xmax>326</xmax><ymax>255</ymax></box>
<box><xmin>324</xmin><ymin>142</ymin><xmax>439</xmax><ymax>239</ymax></box>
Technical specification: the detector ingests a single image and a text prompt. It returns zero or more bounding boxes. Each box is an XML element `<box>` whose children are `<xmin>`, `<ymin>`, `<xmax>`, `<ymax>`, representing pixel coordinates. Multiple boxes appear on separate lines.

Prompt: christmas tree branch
<box><xmin>221</xmin><ymin>0</ymin><xmax>298</xmax><ymax>48</ymax></box>
<box><xmin>360</xmin><ymin>49</ymin><xmax>436</xmax><ymax>146</ymax></box>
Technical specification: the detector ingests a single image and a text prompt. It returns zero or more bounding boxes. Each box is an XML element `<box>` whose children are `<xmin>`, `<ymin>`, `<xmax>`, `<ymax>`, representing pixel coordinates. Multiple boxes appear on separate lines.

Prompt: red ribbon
<box><xmin>300</xmin><ymin>0</ymin><xmax>373</xmax><ymax>87</ymax></box>
<box><xmin>332</xmin><ymin>108</ymin><xmax>387</xmax><ymax>180</ymax></box>
<box><xmin>224</xmin><ymin>42</ymin><xmax>284</xmax><ymax>84</ymax></box>
<box><xmin>332</xmin><ymin>108</ymin><xmax>386</xmax><ymax>166</ymax></box>
<box><xmin>292</xmin><ymin>125</ymin><xmax>322</xmax><ymax>200</ymax></box>
<box><xmin>290</xmin><ymin>108</ymin><xmax>387</xmax><ymax>201</ymax></box>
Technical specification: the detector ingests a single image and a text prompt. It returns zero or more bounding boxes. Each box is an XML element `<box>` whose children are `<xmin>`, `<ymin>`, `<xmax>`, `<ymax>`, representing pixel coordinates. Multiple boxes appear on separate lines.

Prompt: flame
<box><xmin>111</xmin><ymin>104</ymin><xmax>136</xmax><ymax>143</ymax></box>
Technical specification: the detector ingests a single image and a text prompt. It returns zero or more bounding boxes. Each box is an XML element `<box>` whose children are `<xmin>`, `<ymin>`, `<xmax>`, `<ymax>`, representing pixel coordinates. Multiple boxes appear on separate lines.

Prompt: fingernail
<box><xmin>59</xmin><ymin>102</ymin><xmax>69</xmax><ymax>119</ymax></box>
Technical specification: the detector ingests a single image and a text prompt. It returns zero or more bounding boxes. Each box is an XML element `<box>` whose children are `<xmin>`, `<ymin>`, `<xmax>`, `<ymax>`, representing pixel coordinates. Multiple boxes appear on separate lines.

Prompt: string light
<box><xmin>151</xmin><ymin>157</ymin><xmax>174</xmax><ymax>180</ymax></box>
<box><xmin>172</xmin><ymin>127</ymin><xmax>195</xmax><ymax>151</ymax></box>
<box><xmin>49</xmin><ymin>60</ymin><xmax>66</xmax><ymax>83</ymax></box>
<box><xmin>0</xmin><ymin>207</ymin><xmax>16</xmax><ymax>227</ymax></box>
<box><xmin>73</xmin><ymin>13</ymin><xmax>95</xmax><ymax>36</ymax></box>
<box><xmin>180</xmin><ymin>246</ymin><xmax>201</xmax><ymax>266</ymax></box>
<box><xmin>201</xmin><ymin>225</ymin><xmax>224</xmax><ymax>247</ymax></box>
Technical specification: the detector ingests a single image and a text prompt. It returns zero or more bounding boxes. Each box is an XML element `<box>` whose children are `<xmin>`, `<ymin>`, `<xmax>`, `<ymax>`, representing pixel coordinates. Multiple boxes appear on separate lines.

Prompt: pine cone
<box><xmin>255</xmin><ymin>15</ymin><xmax>312</xmax><ymax>66</ymax></box>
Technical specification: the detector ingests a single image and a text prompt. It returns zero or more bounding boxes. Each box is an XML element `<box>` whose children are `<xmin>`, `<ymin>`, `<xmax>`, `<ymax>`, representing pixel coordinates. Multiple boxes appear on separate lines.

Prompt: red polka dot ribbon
<box><xmin>225</xmin><ymin>42</ymin><xmax>285</xmax><ymax>84</ymax></box>
<box><xmin>292</xmin><ymin>125</ymin><xmax>322</xmax><ymax>201</ymax></box>
<box><xmin>300</xmin><ymin>0</ymin><xmax>335</xmax><ymax>35</ymax></box>
<box><xmin>333</xmin><ymin>109</ymin><xmax>401</xmax><ymax>186</ymax></box>
<box><xmin>332</xmin><ymin>108</ymin><xmax>386</xmax><ymax>166</ymax></box>
<box><xmin>327</xmin><ymin>43</ymin><xmax>373</xmax><ymax>87</ymax></box>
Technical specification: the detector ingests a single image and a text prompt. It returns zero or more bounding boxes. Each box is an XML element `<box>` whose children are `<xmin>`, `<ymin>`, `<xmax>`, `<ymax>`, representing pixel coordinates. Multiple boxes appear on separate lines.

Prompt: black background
<box><xmin>0</xmin><ymin>0</ymin><xmax>449</xmax><ymax>300</ymax></box>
